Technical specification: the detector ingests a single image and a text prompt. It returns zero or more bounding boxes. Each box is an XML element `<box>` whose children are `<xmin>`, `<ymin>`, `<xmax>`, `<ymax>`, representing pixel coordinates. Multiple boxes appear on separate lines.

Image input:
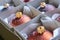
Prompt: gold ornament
<box><xmin>40</xmin><ymin>2</ymin><xmax>46</xmax><ymax>7</ymax></box>
<box><xmin>16</xmin><ymin>12</ymin><xmax>22</xmax><ymax>18</ymax></box>
<box><xmin>37</xmin><ymin>26</ymin><xmax>45</xmax><ymax>34</ymax></box>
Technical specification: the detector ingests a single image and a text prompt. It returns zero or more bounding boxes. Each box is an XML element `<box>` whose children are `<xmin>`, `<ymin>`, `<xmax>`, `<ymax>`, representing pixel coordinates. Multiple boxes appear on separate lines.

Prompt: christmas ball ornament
<box><xmin>37</xmin><ymin>26</ymin><xmax>45</xmax><ymax>34</ymax></box>
<box><xmin>45</xmin><ymin>4</ymin><xmax>56</xmax><ymax>11</ymax></box>
<box><xmin>28</xmin><ymin>26</ymin><xmax>52</xmax><ymax>40</ymax></box>
<box><xmin>11</xmin><ymin>12</ymin><xmax>31</xmax><ymax>26</ymax></box>
<box><xmin>39</xmin><ymin>2</ymin><xmax>55</xmax><ymax>12</ymax></box>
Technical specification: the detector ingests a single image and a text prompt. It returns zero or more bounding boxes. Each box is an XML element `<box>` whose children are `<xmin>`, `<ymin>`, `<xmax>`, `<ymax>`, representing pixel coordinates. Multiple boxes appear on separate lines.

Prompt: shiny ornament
<box><xmin>11</xmin><ymin>12</ymin><xmax>31</xmax><ymax>26</ymax></box>
<box><xmin>39</xmin><ymin>2</ymin><xmax>55</xmax><ymax>12</ymax></box>
<box><xmin>45</xmin><ymin>4</ymin><xmax>55</xmax><ymax>11</ymax></box>
<box><xmin>28</xmin><ymin>26</ymin><xmax>52</xmax><ymax>40</ymax></box>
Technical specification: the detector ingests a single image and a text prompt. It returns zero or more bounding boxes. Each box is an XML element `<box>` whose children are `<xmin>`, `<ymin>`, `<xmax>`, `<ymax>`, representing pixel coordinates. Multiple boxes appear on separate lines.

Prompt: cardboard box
<box><xmin>0</xmin><ymin>0</ymin><xmax>60</xmax><ymax>40</ymax></box>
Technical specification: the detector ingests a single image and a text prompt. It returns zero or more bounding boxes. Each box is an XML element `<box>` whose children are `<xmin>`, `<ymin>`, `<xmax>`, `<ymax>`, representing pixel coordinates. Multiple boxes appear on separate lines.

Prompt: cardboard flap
<box><xmin>15</xmin><ymin>4</ymin><xmax>25</xmax><ymax>11</ymax></box>
<box><xmin>45</xmin><ymin>8</ymin><xmax>60</xmax><ymax>26</ymax></box>
<box><xmin>45</xmin><ymin>8</ymin><xmax>60</xmax><ymax>17</ymax></box>
<box><xmin>41</xmin><ymin>16</ymin><xmax>59</xmax><ymax>31</ymax></box>
<box><xmin>27</xmin><ymin>4</ymin><xmax>42</xmax><ymax>18</ymax></box>
<box><xmin>51</xmin><ymin>28</ymin><xmax>60</xmax><ymax>40</ymax></box>
<box><xmin>23</xmin><ymin>5</ymin><xmax>41</xmax><ymax>18</ymax></box>
<box><xmin>58</xmin><ymin>4</ymin><xmax>60</xmax><ymax>8</ymax></box>
<box><xmin>23</xmin><ymin>6</ymin><xmax>32</xmax><ymax>17</ymax></box>
<box><xmin>49</xmin><ymin>0</ymin><xmax>60</xmax><ymax>6</ymax></box>
<box><xmin>0</xmin><ymin>6</ymin><xmax>4</xmax><ymax>10</ymax></box>
<box><xmin>0</xmin><ymin>7</ymin><xmax>15</xmax><ymax>19</ymax></box>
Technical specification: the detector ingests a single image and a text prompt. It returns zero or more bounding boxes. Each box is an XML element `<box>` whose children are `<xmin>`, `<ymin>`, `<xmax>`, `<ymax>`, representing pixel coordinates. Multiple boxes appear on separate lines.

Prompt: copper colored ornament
<box><xmin>11</xmin><ymin>12</ymin><xmax>31</xmax><ymax>26</ymax></box>
<box><xmin>28</xmin><ymin>26</ymin><xmax>52</xmax><ymax>40</ymax></box>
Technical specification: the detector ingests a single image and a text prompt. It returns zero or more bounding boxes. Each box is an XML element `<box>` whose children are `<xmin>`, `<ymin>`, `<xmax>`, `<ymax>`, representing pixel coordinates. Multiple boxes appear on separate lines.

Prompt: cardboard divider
<box><xmin>41</xmin><ymin>15</ymin><xmax>59</xmax><ymax>31</ymax></box>
<box><xmin>45</xmin><ymin>8</ymin><xmax>60</xmax><ymax>17</ymax></box>
<box><xmin>24</xmin><ymin>4</ymin><xmax>41</xmax><ymax>18</ymax></box>
<box><xmin>49</xmin><ymin>0</ymin><xmax>60</xmax><ymax>7</ymax></box>
<box><xmin>12</xmin><ymin>0</ymin><xmax>25</xmax><ymax>6</ymax></box>
<box><xmin>44</xmin><ymin>8</ymin><xmax>60</xmax><ymax>30</ymax></box>
<box><xmin>48</xmin><ymin>0</ymin><xmax>60</xmax><ymax>8</ymax></box>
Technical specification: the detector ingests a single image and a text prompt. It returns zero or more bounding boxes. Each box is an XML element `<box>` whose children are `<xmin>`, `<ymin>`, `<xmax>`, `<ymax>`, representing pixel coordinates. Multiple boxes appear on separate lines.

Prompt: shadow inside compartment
<box><xmin>0</xmin><ymin>35</ymin><xmax>4</xmax><ymax>40</ymax></box>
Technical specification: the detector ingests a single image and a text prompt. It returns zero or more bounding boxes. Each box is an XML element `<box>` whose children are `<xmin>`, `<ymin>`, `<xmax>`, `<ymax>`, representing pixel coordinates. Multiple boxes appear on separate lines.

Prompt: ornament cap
<box><xmin>16</xmin><ymin>12</ymin><xmax>22</xmax><ymax>18</ymax></box>
<box><xmin>37</xmin><ymin>26</ymin><xmax>45</xmax><ymax>34</ymax></box>
<box><xmin>40</xmin><ymin>2</ymin><xmax>46</xmax><ymax>7</ymax></box>
<box><xmin>4</xmin><ymin>3</ymin><xmax>10</xmax><ymax>8</ymax></box>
